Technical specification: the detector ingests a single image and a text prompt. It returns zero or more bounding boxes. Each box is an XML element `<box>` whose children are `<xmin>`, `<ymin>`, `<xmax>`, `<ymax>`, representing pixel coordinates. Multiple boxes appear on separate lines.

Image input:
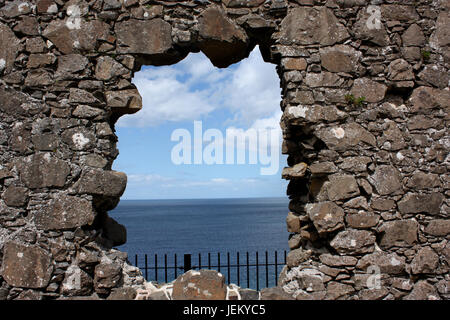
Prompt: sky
<box><xmin>113</xmin><ymin>47</ymin><xmax>288</xmax><ymax>200</ymax></box>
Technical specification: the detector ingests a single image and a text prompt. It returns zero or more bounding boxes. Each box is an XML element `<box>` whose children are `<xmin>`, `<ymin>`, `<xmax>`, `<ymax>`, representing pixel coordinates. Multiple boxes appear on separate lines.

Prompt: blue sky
<box><xmin>113</xmin><ymin>47</ymin><xmax>288</xmax><ymax>200</ymax></box>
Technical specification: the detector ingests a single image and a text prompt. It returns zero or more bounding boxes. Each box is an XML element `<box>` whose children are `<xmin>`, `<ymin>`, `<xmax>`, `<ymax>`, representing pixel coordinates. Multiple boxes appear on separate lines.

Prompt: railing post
<box><xmin>144</xmin><ymin>254</ymin><xmax>148</xmax><ymax>281</ymax></box>
<box><xmin>227</xmin><ymin>252</ymin><xmax>230</xmax><ymax>285</ymax></box>
<box><xmin>265</xmin><ymin>251</ymin><xmax>269</xmax><ymax>288</ymax></box>
<box><xmin>154</xmin><ymin>254</ymin><xmax>158</xmax><ymax>282</ymax></box>
<box><xmin>275</xmin><ymin>251</ymin><xmax>278</xmax><ymax>286</ymax></box>
<box><xmin>217</xmin><ymin>253</ymin><xmax>221</xmax><ymax>273</ymax></box>
<box><xmin>164</xmin><ymin>254</ymin><xmax>168</xmax><ymax>283</ymax></box>
<box><xmin>256</xmin><ymin>251</ymin><xmax>259</xmax><ymax>291</ymax></box>
<box><xmin>208</xmin><ymin>253</ymin><xmax>211</xmax><ymax>269</ymax></box>
<box><xmin>184</xmin><ymin>254</ymin><xmax>192</xmax><ymax>273</ymax></box>
<box><xmin>246</xmin><ymin>252</ymin><xmax>250</xmax><ymax>289</ymax></box>
<box><xmin>237</xmin><ymin>252</ymin><xmax>240</xmax><ymax>287</ymax></box>
<box><xmin>174</xmin><ymin>254</ymin><xmax>178</xmax><ymax>279</ymax></box>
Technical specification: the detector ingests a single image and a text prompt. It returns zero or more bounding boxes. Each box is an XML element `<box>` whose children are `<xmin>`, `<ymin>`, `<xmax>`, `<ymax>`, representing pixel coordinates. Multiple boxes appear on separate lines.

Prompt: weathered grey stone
<box><xmin>105</xmin><ymin>89</ymin><xmax>142</xmax><ymax>115</ymax></box>
<box><xmin>13</xmin><ymin>16</ymin><xmax>39</xmax><ymax>36</ymax></box>
<box><xmin>279</xmin><ymin>7</ymin><xmax>349</xmax><ymax>46</ymax></box>
<box><xmin>407</xmin><ymin>115</ymin><xmax>440</xmax><ymax>131</ymax></box>
<box><xmin>402</xmin><ymin>24</ymin><xmax>426</xmax><ymax>47</ymax></box>
<box><xmin>9</xmin><ymin>123</ymin><xmax>31</xmax><ymax>154</ymax></box>
<box><xmin>281</xmin><ymin>58</ymin><xmax>307</xmax><ymax>71</ymax></box>
<box><xmin>418</xmin><ymin>64</ymin><xmax>449</xmax><ymax>89</ymax></box>
<box><xmin>56</xmin><ymin>54</ymin><xmax>89</xmax><ymax>79</ymax></box>
<box><xmin>285</xmin><ymin>105</ymin><xmax>347</xmax><ymax>124</ymax></box>
<box><xmin>94</xmin><ymin>262</ymin><xmax>122</xmax><ymax>294</ymax></box>
<box><xmin>316</xmin><ymin>123</ymin><xmax>376</xmax><ymax>152</ymax></box>
<box><xmin>35</xmin><ymin>195</ymin><xmax>95</xmax><ymax>230</ymax></box>
<box><xmin>25</xmin><ymin>37</ymin><xmax>46</xmax><ymax>53</ymax></box>
<box><xmin>103</xmin><ymin>0</ymin><xmax>122</xmax><ymax>10</ymax></box>
<box><xmin>2</xmin><ymin>186</ymin><xmax>28</xmax><ymax>207</ymax></box>
<box><xmin>83</xmin><ymin>154</ymin><xmax>108</xmax><ymax>169</ymax></box>
<box><xmin>327</xmin><ymin>174</ymin><xmax>360</xmax><ymax>201</ymax></box>
<box><xmin>358</xmin><ymin>288</ymin><xmax>389</xmax><ymax>300</ymax></box>
<box><xmin>330</xmin><ymin>229</ymin><xmax>376</xmax><ymax>254</ymax></box>
<box><xmin>369</xmin><ymin>165</ymin><xmax>403</xmax><ymax>196</ymax></box>
<box><xmin>197</xmin><ymin>7</ymin><xmax>249</xmax><ymax>68</ymax></box>
<box><xmin>61</xmin><ymin>265</ymin><xmax>94</xmax><ymax>296</ymax></box>
<box><xmin>306</xmin><ymin>201</ymin><xmax>345</xmax><ymax>235</ymax></box>
<box><xmin>27</xmin><ymin>54</ymin><xmax>57</xmax><ymax>69</ymax></box>
<box><xmin>43</xmin><ymin>19</ymin><xmax>110</xmax><ymax>54</ymax></box>
<box><xmin>379</xmin><ymin>120</ymin><xmax>406</xmax><ymax>151</ymax></box>
<box><xmin>115</xmin><ymin>19</ymin><xmax>174</xmax><ymax>61</ymax></box>
<box><xmin>344</xmin><ymin>197</ymin><xmax>368</xmax><ymax>210</ymax></box>
<box><xmin>36</xmin><ymin>0</ymin><xmax>58</xmax><ymax>14</ymax></box>
<box><xmin>379</xmin><ymin>220</ymin><xmax>418</xmax><ymax>248</ymax></box>
<box><xmin>388</xmin><ymin>59</ymin><xmax>415</xmax><ymax>81</ymax></box>
<box><xmin>1</xmin><ymin>0</ymin><xmax>32</xmax><ymax>18</ymax></box>
<box><xmin>309</xmin><ymin>162</ymin><xmax>338</xmax><ymax>175</ymax></box>
<box><xmin>424</xmin><ymin>220</ymin><xmax>450</xmax><ymax>237</ymax></box>
<box><xmin>281</xmin><ymin>162</ymin><xmax>307</xmax><ymax>180</ymax></box>
<box><xmin>69</xmin><ymin>88</ymin><xmax>100</xmax><ymax>105</ymax></box>
<box><xmin>286</xmin><ymin>248</ymin><xmax>312</xmax><ymax>267</ymax></box>
<box><xmin>238</xmin><ymin>288</ymin><xmax>259</xmax><ymax>300</ymax></box>
<box><xmin>408</xmin><ymin>86</ymin><xmax>450</xmax><ymax>113</ymax></box>
<box><xmin>325</xmin><ymin>282</ymin><xmax>355</xmax><ymax>300</ymax></box>
<box><xmin>74</xmin><ymin>169</ymin><xmax>127</xmax><ymax>197</ymax></box>
<box><xmin>404</xmin><ymin>281</ymin><xmax>440</xmax><ymax>300</ymax></box>
<box><xmin>18</xmin><ymin>153</ymin><xmax>70</xmax><ymax>189</ymax></box>
<box><xmin>346</xmin><ymin>212</ymin><xmax>379</xmax><ymax>229</ymax></box>
<box><xmin>72</xmin><ymin>105</ymin><xmax>105</xmax><ymax>119</ymax></box>
<box><xmin>24</xmin><ymin>69</ymin><xmax>54</xmax><ymax>87</ymax></box>
<box><xmin>397</xmin><ymin>193</ymin><xmax>444</xmax><ymax>215</ymax></box>
<box><xmin>223</xmin><ymin>0</ymin><xmax>265</xmax><ymax>7</ymax></box>
<box><xmin>411</xmin><ymin>247</ymin><xmax>439</xmax><ymax>275</ymax></box>
<box><xmin>286</xmin><ymin>212</ymin><xmax>301</xmax><ymax>233</ymax></box>
<box><xmin>352</xmin><ymin>8</ymin><xmax>389</xmax><ymax>46</ymax></box>
<box><xmin>406</xmin><ymin>172</ymin><xmax>441</xmax><ymax>189</ymax></box>
<box><xmin>288</xmin><ymin>234</ymin><xmax>302</xmax><ymax>250</ymax></box>
<box><xmin>32</xmin><ymin>133</ymin><xmax>58</xmax><ymax>151</ymax></box>
<box><xmin>1</xmin><ymin>241</ymin><xmax>53</xmax><ymax>289</ymax></box>
<box><xmin>15</xmin><ymin>289</ymin><xmax>44</xmax><ymax>300</ymax></box>
<box><xmin>381</xmin><ymin>5</ymin><xmax>419</xmax><ymax>21</ymax></box>
<box><xmin>260</xmin><ymin>287</ymin><xmax>294</xmax><ymax>300</ymax></box>
<box><xmin>62</xmin><ymin>127</ymin><xmax>95</xmax><ymax>151</ymax></box>
<box><xmin>319</xmin><ymin>254</ymin><xmax>358</xmax><ymax>267</ymax></box>
<box><xmin>95</xmin><ymin>56</ymin><xmax>129</xmax><ymax>81</ymax></box>
<box><xmin>430</xmin><ymin>12</ymin><xmax>450</xmax><ymax>49</ymax></box>
<box><xmin>356</xmin><ymin>252</ymin><xmax>405</xmax><ymax>275</ymax></box>
<box><xmin>338</xmin><ymin>157</ymin><xmax>371</xmax><ymax>173</ymax></box>
<box><xmin>107</xmin><ymin>287</ymin><xmax>137</xmax><ymax>300</ymax></box>
<box><xmin>172</xmin><ymin>270</ymin><xmax>227</xmax><ymax>300</ymax></box>
<box><xmin>304</xmin><ymin>72</ymin><xmax>343</xmax><ymax>88</ymax></box>
<box><xmin>319</xmin><ymin>45</ymin><xmax>362</xmax><ymax>73</ymax></box>
<box><xmin>350</xmin><ymin>78</ymin><xmax>387</xmax><ymax>103</ymax></box>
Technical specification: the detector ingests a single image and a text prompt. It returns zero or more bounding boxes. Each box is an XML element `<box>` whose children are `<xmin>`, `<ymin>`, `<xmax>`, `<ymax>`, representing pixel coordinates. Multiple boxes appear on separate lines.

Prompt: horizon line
<box><xmin>118</xmin><ymin>196</ymin><xmax>288</xmax><ymax>201</ymax></box>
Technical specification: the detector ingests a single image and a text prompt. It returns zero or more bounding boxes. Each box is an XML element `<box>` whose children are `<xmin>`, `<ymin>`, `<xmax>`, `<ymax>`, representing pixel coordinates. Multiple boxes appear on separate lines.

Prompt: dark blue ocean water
<box><xmin>109</xmin><ymin>197</ymin><xmax>290</xmax><ymax>288</ymax></box>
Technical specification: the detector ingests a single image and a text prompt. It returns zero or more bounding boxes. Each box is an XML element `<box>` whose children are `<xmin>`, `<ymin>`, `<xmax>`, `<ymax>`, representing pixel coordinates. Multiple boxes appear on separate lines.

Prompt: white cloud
<box><xmin>116</xmin><ymin>46</ymin><xmax>281</xmax><ymax>129</ymax></box>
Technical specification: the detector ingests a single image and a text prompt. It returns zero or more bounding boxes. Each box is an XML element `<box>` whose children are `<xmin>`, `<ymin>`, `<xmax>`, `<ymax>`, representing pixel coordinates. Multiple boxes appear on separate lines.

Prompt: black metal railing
<box><xmin>132</xmin><ymin>250</ymin><xmax>287</xmax><ymax>291</ymax></box>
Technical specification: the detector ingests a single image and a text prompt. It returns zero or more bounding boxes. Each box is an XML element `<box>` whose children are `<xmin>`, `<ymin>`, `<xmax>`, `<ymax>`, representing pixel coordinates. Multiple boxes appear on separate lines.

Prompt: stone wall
<box><xmin>0</xmin><ymin>0</ymin><xmax>448</xmax><ymax>300</ymax></box>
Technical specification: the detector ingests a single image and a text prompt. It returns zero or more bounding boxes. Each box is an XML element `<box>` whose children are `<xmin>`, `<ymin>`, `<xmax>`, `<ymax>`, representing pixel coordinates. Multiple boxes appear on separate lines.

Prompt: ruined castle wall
<box><xmin>0</xmin><ymin>0</ymin><xmax>448</xmax><ymax>300</ymax></box>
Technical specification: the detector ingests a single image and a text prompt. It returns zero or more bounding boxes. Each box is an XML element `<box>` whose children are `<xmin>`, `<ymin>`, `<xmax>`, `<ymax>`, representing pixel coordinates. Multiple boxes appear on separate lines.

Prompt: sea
<box><xmin>109</xmin><ymin>197</ymin><xmax>290</xmax><ymax>289</ymax></box>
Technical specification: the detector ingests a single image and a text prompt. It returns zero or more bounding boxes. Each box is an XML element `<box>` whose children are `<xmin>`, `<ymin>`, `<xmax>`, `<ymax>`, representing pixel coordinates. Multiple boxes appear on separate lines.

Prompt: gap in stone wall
<box><xmin>108</xmin><ymin>47</ymin><xmax>289</xmax><ymax>273</ymax></box>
